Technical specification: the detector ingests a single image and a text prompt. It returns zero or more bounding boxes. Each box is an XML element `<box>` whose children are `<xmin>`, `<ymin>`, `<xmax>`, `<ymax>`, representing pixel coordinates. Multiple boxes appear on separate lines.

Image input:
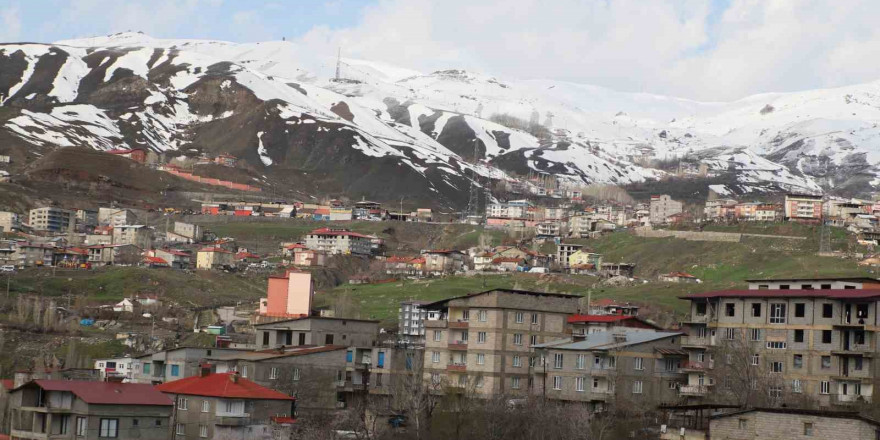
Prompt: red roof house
<box><xmin>156</xmin><ymin>372</ymin><xmax>294</xmax><ymax>401</ymax></box>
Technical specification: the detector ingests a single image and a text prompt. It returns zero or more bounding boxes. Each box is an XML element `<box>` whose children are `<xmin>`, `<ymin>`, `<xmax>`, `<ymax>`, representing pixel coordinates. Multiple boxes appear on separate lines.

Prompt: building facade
<box><xmin>650</xmin><ymin>195</ymin><xmax>684</xmax><ymax>224</ymax></box>
<box><xmin>399</xmin><ymin>300</ymin><xmax>430</xmax><ymax>344</ymax></box>
<box><xmin>28</xmin><ymin>207</ymin><xmax>74</xmax><ymax>232</ymax></box>
<box><xmin>784</xmin><ymin>194</ymin><xmax>824</xmax><ymax>222</ymax></box>
<box><xmin>303</xmin><ymin>228</ymin><xmax>372</xmax><ymax>255</ymax></box>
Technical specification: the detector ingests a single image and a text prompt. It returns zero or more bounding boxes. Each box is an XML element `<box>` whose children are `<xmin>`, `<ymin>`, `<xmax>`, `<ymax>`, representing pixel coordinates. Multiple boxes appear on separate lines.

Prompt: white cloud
<box><xmin>290</xmin><ymin>0</ymin><xmax>880</xmax><ymax>101</ymax></box>
<box><xmin>0</xmin><ymin>6</ymin><xmax>22</xmax><ymax>42</ymax></box>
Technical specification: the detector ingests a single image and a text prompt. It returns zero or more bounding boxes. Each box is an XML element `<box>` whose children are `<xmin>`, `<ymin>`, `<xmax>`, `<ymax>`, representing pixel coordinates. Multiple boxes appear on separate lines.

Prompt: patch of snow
<box><xmin>257</xmin><ymin>131</ymin><xmax>273</xmax><ymax>166</ymax></box>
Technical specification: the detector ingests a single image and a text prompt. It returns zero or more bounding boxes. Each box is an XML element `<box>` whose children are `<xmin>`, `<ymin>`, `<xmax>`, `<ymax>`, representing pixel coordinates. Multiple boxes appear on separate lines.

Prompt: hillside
<box><xmin>2</xmin><ymin>32</ymin><xmax>880</xmax><ymax>209</ymax></box>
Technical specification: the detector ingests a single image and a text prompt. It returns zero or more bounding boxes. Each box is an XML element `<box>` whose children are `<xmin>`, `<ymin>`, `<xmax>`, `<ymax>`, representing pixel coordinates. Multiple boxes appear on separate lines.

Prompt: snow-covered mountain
<box><xmin>2</xmin><ymin>32</ymin><xmax>879</xmax><ymax>206</ymax></box>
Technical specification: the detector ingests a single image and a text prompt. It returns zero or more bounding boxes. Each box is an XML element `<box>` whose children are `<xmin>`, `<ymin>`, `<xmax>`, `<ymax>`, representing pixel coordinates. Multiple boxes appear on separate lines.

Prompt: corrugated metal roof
<box><xmin>534</xmin><ymin>330</ymin><xmax>683</xmax><ymax>351</ymax></box>
<box><xmin>23</xmin><ymin>380</ymin><xmax>172</xmax><ymax>406</ymax></box>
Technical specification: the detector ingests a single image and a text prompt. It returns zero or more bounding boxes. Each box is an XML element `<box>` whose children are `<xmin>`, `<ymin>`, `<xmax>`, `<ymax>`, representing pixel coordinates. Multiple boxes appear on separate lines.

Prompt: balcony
<box><xmin>680</xmin><ymin>337</ymin><xmax>713</xmax><ymax>349</ymax></box>
<box><xmin>449</xmin><ymin>321</ymin><xmax>469</xmax><ymax>329</ymax></box>
<box><xmin>589</xmin><ymin>368</ymin><xmax>614</xmax><ymax>376</ymax></box>
<box><xmin>682</xmin><ymin>314</ymin><xmax>714</xmax><ymax>324</ymax></box>
<box><xmin>425</xmin><ymin>320</ymin><xmax>448</xmax><ymax>329</ymax></box>
<box><xmin>215</xmin><ymin>413</ymin><xmax>251</xmax><ymax>426</ymax></box>
<box><xmin>448</xmin><ymin>341</ymin><xmax>468</xmax><ymax>350</ymax></box>
<box><xmin>447</xmin><ymin>363</ymin><xmax>467</xmax><ymax>372</ymax></box>
<box><xmin>679</xmin><ymin>385</ymin><xmax>709</xmax><ymax>396</ymax></box>
<box><xmin>832</xmin><ymin>344</ymin><xmax>874</xmax><ymax>357</ymax></box>
<box><xmin>679</xmin><ymin>360</ymin><xmax>714</xmax><ymax>372</ymax></box>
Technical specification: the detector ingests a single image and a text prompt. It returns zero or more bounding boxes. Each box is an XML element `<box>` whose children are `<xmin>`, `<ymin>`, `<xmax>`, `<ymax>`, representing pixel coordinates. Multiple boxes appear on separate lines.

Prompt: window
<box><xmin>512</xmin><ymin>377</ymin><xmax>521</xmax><ymax>389</ymax></box>
<box><xmin>270</xmin><ymin>367</ymin><xmax>278</xmax><ymax>380</ymax></box>
<box><xmin>724</xmin><ymin>328</ymin><xmax>736</xmax><ymax>340</ymax></box>
<box><xmin>76</xmin><ymin>417</ymin><xmax>87</xmax><ymax>436</ymax></box>
<box><xmin>766</xmin><ymin>341</ymin><xmax>786</xmax><ymax>349</ymax></box>
<box><xmin>576</xmin><ymin>377</ymin><xmax>585</xmax><ymax>392</ymax></box>
<box><xmin>751</xmin><ymin>354</ymin><xmax>760</xmax><ymax>366</ymax></box>
<box><xmin>779</xmin><ymin>284</ymin><xmax>790</xmax><ymax>290</ymax></box>
<box><xmin>293</xmin><ymin>368</ymin><xmax>301</xmax><ymax>381</ymax></box>
<box><xmin>475</xmin><ymin>376</ymin><xmax>484</xmax><ymax>388</ymax></box>
<box><xmin>696</xmin><ymin>303</ymin><xmax>707</xmax><ymax>315</ymax></box>
<box><xmin>553</xmin><ymin>353</ymin><xmax>564</xmax><ymax>369</ymax></box>
<box><xmin>433</xmin><ymin>330</ymin><xmax>442</xmax><ymax>342</ymax></box>
<box><xmin>792</xmin><ymin>379</ymin><xmax>803</xmax><ymax>393</ymax></box>
<box><xmin>510</xmin><ymin>355</ymin><xmax>520</xmax><ymax>367</ymax></box>
<box><xmin>801</xmin><ymin>284</ymin><xmax>813</xmax><ymax>290</ymax></box>
<box><xmin>770</xmin><ymin>362</ymin><xmax>783</xmax><ymax>373</ymax></box>
<box><xmin>143</xmin><ymin>363</ymin><xmax>150</xmax><ymax>374</ymax></box>
<box><xmin>738</xmin><ymin>419</ymin><xmax>748</xmax><ymax>430</ymax></box>
<box><xmin>325</xmin><ymin>334</ymin><xmax>334</xmax><ymax>344</ymax></box>
<box><xmin>262</xmin><ymin>332</ymin><xmax>269</xmax><ymax>345</ymax></box>
<box><xmin>199</xmin><ymin>425</ymin><xmax>208</xmax><ymax>438</ymax></box>
<box><xmin>477</xmin><ymin>353</ymin><xmax>485</xmax><ymax>365</ymax></box>
<box><xmin>529</xmin><ymin>334</ymin><xmax>538</xmax><ymax>346</ymax></box>
<box><xmin>794</xmin><ymin>329</ymin><xmax>804</xmax><ymax>343</ymax></box>
<box><xmin>804</xmin><ymin>422</ymin><xmax>813</xmax><ymax>436</ymax></box>
<box><xmin>593</xmin><ymin>378</ymin><xmax>600</xmax><ymax>389</ymax></box>
<box><xmin>820</xmin><ymin>381</ymin><xmax>830</xmax><ymax>394</ymax></box>
<box><xmin>553</xmin><ymin>376</ymin><xmax>562</xmax><ymax>390</ymax></box>
<box><xmin>725</xmin><ymin>303</ymin><xmax>735</xmax><ymax>317</ymax></box>
<box><xmin>751</xmin><ymin>303</ymin><xmax>762</xmax><ymax>317</ymax></box>
<box><xmin>822</xmin><ymin>330</ymin><xmax>832</xmax><ymax>344</ymax></box>
<box><xmin>513</xmin><ymin>334</ymin><xmax>523</xmax><ymax>346</ymax></box>
<box><xmin>478</xmin><ymin>310</ymin><xmax>487</xmax><ymax>322</ymax></box>
<box><xmin>770</xmin><ymin>303</ymin><xmax>786</xmax><ymax>324</ymax></box>
<box><xmin>795</xmin><ymin>303</ymin><xmax>805</xmax><ymax>318</ymax></box>
<box><xmin>176</xmin><ymin>423</ymin><xmax>185</xmax><ymax>435</ymax></box>
<box><xmin>821</xmin><ymin>284</ymin><xmax>832</xmax><ymax>289</ymax></box>
<box><xmin>461</xmin><ymin>310</ymin><xmax>470</xmax><ymax>321</ymax></box>
<box><xmin>460</xmin><ymin>331</ymin><xmax>469</xmax><ymax>342</ymax></box>
<box><xmin>793</xmin><ymin>354</ymin><xmax>803</xmax><ymax>369</ymax></box>
<box><xmin>531</xmin><ymin>313</ymin><xmax>539</xmax><ymax>325</ymax></box>
<box><xmin>155</xmin><ymin>420</ymin><xmax>162</xmax><ymax>427</ymax></box>
<box><xmin>821</xmin><ymin>356</ymin><xmax>831</xmax><ymax>369</ymax></box>
<box><xmin>750</xmin><ymin>329</ymin><xmax>762</xmax><ymax>341</ymax></box>
<box><xmin>769</xmin><ymin>386</ymin><xmax>782</xmax><ymax>398</ymax></box>
<box><xmin>346</xmin><ymin>350</ymin><xmax>353</xmax><ymax>362</ymax></box>
<box><xmin>855</xmin><ymin>357</ymin><xmax>864</xmax><ymax>371</ymax></box>
<box><xmin>241</xmin><ymin>365</ymin><xmax>248</xmax><ymax>378</ymax></box>
<box><xmin>822</xmin><ymin>303</ymin><xmax>833</xmax><ymax>318</ymax></box>
<box><xmin>576</xmin><ymin>354</ymin><xmax>586</xmax><ymax>370</ymax></box>
<box><xmin>170</xmin><ymin>364</ymin><xmax>180</xmax><ymax>377</ymax></box>
<box><xmin>178</xmin><ymin>397</ymin><xmax>188</xmax><ymax>410</ymax></box>
<box><xmin>634</xmin><ymin>357</ymin><xmax>644</xmax><ymax>370</ymax></box>
<box><xmin>431</xmin><ymin>351</ymin><xmax>440</xmax><ymax>363</ymax></box>
<box><xmin>477</xmin><ymin>332</ymin><xmax>487</xmax><ymax>344</ymax></box>
<box><xmin>99</xmin><ymin>419</ymin><xmax>118</xmax><ymax>438</ymax></box>
<box><xmin>515</xmin><ymin>312</ymin><xmax>524</xmax><ymax>323</ymax></box>
<box><xmin>224</xmin><ymin>400</ymin><xmax>244</xmax><ymax>415</ymax></box>
<box><xmin>633</xmin><ymin>380</ymin><xmax>643</xmax><ymax>394</ymax></box>
<box><xmin>758</xmin><ymin>284</ymin><xmax>769</xmax><ymax>290</ymax></box>
<box><xmin>201</xmin><ymin>400</ymin><xmax>210</xmax><ymax>412</ymax></box>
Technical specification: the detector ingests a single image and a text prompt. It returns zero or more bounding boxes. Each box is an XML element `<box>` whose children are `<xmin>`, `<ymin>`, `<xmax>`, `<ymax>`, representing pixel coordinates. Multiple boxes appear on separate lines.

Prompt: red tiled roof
<box><xmin>235</xmin><ymin>252</ymin><xmax>261</xmax><ymax>260</ymax></box>
<box><xmin>143</xmin><ymin>256</ymin><xmax>169</xmax><ymax>265</ymax></box>
<box><xmin>159</xmin><ymin>249</ymin><xmax>190</xmax><ymax>257</ymax></box>
<box><xmin>156</xmin><ymin>373</ymin><xmax>294</xmax><ymax>400</ymax></box>
<box><xmin>23</xmin><ymin>380</ymin><xmax>172</xmax><ymax>406</ymax></box>
<box><xmin>681</xmin><ymin>289</ymin><xmax>880</xmax><ymax>300</ymax></box>
<box><xmin>285</xmin><ymin>243</ymin><xmax>307</xmax><ymax>250</ymax></box>
<box><xmin>0</xmin><ymin>379</ymin><xmax>12</xmax><ymax>390</ymax></box>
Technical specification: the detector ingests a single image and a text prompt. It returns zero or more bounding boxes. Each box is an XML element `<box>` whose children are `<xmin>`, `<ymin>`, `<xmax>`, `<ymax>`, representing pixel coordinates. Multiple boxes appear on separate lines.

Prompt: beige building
<box><xmin>303</xmin><ymin>228</ymin><xmax>372</xmax><ymax>255</ymax></box>
<box><xmin>709</xmin><ymin>407</ymin><xmax>880</xmax><ymax>440</ymax></box>
<box><xmin>422</xmin><ymin>289</ymin><xmax>583</xmax><ymax>397</ymax></box>
<box><xmin>8</xmin><ymin>380</ymin><xmax>172</xmax><ymax>439</ymax></box>
<box><xmin>650</xmin><ymin>195</ymin><xmax>683</xmax><ymax>224</ymax></box>
<box><xmin>196</xmin><ymin>247</ymin><xmax>234</xmax><ymax>269</ymax></box>
<box><xmin>167</xmin><ymin>221</ymin><xmax>203</xmax><ymax>243</ymax></box>
<box><xmin>784</xmin><ymin>194</ymin><xmax>823</xmax><ymax>222</ymax></box>
<box><xmin>112</xmin><ymin>225</ymin><xmax>152</xmax><ymax>249</ymax></box>
<box><xmin>0</xmin><ymin>211</ymin><xmax>21</xmax><ymax>232</ymax></box>
<box><xmin>532</xmin><ymin>330</ymin><xmax>686</xmax><ymax>412</ymax></box>
<box><xmin>28</xmin><ymin>207</ymin><xmax>74</xmax><ymax>232</ymax></box>
<box><xmin>680</xmin><ymin>277</ymin><xmax>880</xmax><ymax>406</ymax></box>
<box><xmin>97</xmin><ymin>207</ymin><xmax>137</xmax><ymax>227</ymax></box>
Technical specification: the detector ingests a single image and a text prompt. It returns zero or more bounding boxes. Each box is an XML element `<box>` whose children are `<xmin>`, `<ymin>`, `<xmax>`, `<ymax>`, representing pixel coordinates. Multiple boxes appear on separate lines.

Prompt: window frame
<box><xmin>99</xmin><ymin>418</ymin><xmax>119</xmax><ymax>438</ymax></box>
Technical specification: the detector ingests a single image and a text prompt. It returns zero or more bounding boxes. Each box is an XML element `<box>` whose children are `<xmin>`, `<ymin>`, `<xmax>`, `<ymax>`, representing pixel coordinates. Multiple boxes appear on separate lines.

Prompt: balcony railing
<box><xmin>679</xmin><ymin>385</ymin><xmax>709</xmax><ymax>396</ymax></box>
<box><xmin>425</xmin><ymin>320</ymin><xmax>448</xmax><ymax>329</ymax></box>
<box><xmin>449</xmin><ymin>321</ymin><xmax>469</xmax><ymax>329</ymax></box>
<box><xmin>447</xmin><ymin>363</ymin><xmax>467</xmax><ymax>372</ymax></box>
<box><xmin>680</xmin><ymin>336</ymin><xmax>713</xmax><ymax>348</ymax></box>
<box><xmin>680</xmin><ymin>360</ymin><xmax>714</xmax><ymax>371</ymax></box>
<box><xmin>448</xmin><ymin>341</ymin><xmax>468</xmax><ymax>350</ymax></box>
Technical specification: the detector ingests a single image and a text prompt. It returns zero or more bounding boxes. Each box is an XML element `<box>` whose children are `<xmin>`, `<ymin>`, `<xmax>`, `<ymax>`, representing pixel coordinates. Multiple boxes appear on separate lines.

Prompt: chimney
<box><xmin>230</xmin><ymin>372</ymin><xmax>239</xmax><ymax>384</ymax></box>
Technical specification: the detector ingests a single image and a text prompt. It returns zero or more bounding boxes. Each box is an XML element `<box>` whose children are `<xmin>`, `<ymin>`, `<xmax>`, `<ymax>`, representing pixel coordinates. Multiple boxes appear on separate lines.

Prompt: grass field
<box><xmin>4</xmin><ymin>266</ymin><xmax>266</xmax><ymax>306</ymax></box>
<box><xmin>320</xmin><ymin>224</ymin><xmax>875</xmax><ymax>327</ymax></box>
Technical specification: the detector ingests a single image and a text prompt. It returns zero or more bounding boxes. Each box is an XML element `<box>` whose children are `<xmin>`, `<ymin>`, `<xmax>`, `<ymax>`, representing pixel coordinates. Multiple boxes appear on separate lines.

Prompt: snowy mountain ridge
<box><xmin>2</xmin><ymin>32</ymin><xmax>879</xmax><ymax>204</ymax></box>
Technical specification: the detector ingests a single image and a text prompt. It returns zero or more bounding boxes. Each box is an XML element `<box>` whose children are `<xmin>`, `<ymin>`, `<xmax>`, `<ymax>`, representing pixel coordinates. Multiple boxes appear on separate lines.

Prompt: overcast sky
<box><xmin>3</xmin><ymin>0</ymin><xmax>880</xmax><ymax>101</ymax></box>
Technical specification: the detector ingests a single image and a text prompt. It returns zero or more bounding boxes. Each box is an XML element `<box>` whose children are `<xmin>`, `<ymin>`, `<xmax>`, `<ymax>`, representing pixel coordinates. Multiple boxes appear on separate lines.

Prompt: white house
<box><xmin>113</xmin><ymin>298</ymin><xmax>134</xmax><ymax>313</ymax></box>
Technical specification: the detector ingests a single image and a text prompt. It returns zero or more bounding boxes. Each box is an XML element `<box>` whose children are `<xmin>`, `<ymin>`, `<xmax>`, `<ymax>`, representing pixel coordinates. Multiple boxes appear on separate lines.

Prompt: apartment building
<box><xmin>196</xmin><ymin>247</ymin><xmax>234</xmax><ymax>269</ymax></box>
<box><xmin>0</xmin><ymin>211</ymin><xmax>21</xmax><ymax>232</ymax></box>
<box><xmin>254</xmin><ymin>316</ymin><xmax>380</xmax><ymax>350</ymax></box>
<box><xmin>97</xmin><ymin>208</ymin><xmax>137</xmax><ymax>228</ymax></box>
<box><xmin>704</xmin><ymin>198</ymin><xmax>737</xmax><ymax>220</ymax></box>
<box><xmin>784</xmin><ymin>193</ymin><xmax>824</xmax><ymax>222</ymax></box>
<box><xmin>532</xmin><ymin>330</ymin><xmax>686</xmax><ymax>412</ymax></box>
<box><xmin>303</xmin><ymin>228</ymin><xmax>372</xmax><ymax>255</ymax></box>
<box><xmin>7</xmin><ymin>380</ymin><xmax>172</xmax><ymax>439</ymax></box>
<box><xmin>28</xmin><ymin>207</ymin><xmax>74</xmax><ymax>232</ymax></box>
<box><xmin>132</xmin><ymin>347</ymin><xmax>253</xmax><ymax>384</ymax></box>
<box><xmin>156</xmin><ymin>372</ymin><xmax>294</xmax><ymax>440</ymax></box>
<box><xmin>556</xmin><ymin>243</ymin><xmax>583</xmax><ymax>269</ymax></box>
<box><xmin>421</xmin><ymin>250</ymin><xmax>466</xmax><ymax>275</ymax></box>
<box><xmin>422</xmin><ymin>289</ymin><xmax>583</xmax><ymax>397</ymax></box>
<box><xmin>93</xmin><ymin>357</ymin><xmax>134</xmax><ymax>381</ymax></box>
<box><xmin>75</xmin><ymin>209</ymin><xmax>98</xmax><ymax>231</ymax></box>
<box><xmin>112</xmin><ymin>225</ymin><xmax>152</xmax><ymax>249</ymax></box>
<box><xmin>399</xmin><ymin>300</ymin><xmax>430</xmax><ymax>344</ymax></box>
<box><xmin>650</xmin><ymin>195</ymin><xmax>683</xmax><ymax>224</ymax></box>
<box><xmin>487</xmin><ymin>200</ymin><xmax>534</xmax><ymax>220</ymax></box>
<box><xmin>679</xmin><ymin>278</ymin><xmax>880</xmax><ymax>406</ymax></box>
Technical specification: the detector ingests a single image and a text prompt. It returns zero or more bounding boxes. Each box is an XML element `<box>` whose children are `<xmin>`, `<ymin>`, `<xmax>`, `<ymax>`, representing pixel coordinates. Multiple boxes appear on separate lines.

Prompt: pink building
<box><xmin>259</xmin><ymin>269</ymin><xmax>314</xmax><ymax>318</ymax></box>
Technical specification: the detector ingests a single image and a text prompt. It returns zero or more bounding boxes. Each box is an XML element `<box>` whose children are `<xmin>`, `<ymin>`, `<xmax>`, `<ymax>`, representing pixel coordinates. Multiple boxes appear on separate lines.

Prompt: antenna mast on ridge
<box><xmin>335</xmin><ymin>47</ymin><xmax>342</xmax><ymax>81</ymax></box>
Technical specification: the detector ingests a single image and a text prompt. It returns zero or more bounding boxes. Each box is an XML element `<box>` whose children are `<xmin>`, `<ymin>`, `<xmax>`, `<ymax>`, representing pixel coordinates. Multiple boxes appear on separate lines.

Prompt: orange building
<box><xmin>259</xmin><ymin>269</ymin><xmax>314</xmax><ymax>318</ymax></box>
